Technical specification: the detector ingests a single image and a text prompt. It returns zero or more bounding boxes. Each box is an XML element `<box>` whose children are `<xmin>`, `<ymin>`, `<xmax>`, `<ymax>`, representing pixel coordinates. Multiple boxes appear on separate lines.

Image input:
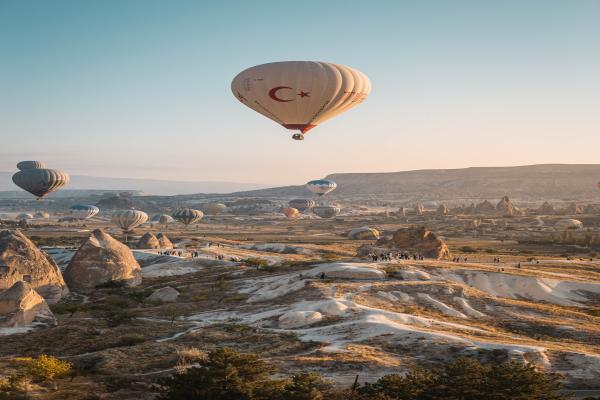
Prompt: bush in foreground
<box><xmin>157</xmin><ymin>349</ymin><xmax>569</xmax><ymax>400</ymax></box>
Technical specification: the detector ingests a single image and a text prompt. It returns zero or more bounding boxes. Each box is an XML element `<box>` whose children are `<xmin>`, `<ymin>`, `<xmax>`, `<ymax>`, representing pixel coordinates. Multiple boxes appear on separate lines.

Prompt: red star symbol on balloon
<box><xmin>298</xmin><ymin>91</ymin><xmax>310</xmax><ymax>98</ymax></box>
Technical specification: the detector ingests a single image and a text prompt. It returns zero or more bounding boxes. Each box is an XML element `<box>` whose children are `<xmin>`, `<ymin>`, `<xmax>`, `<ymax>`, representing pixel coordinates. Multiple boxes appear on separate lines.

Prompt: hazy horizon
<box><xmin>2</xmin><ymin>0</ymin><xmax>599</xmax><ymax>186</ymax></box>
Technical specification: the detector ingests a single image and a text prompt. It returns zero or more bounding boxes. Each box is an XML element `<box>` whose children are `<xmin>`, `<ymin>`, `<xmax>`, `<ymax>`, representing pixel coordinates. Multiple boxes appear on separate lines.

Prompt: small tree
<box><xmin>157</xmin><ymin>347</ymin><xmax>284</xmax><ymax>400</ymax></box>
<box><xmin>283</xmin><ymin>372</ymin><xmax>329</xmax><ymax>400</ymax></box>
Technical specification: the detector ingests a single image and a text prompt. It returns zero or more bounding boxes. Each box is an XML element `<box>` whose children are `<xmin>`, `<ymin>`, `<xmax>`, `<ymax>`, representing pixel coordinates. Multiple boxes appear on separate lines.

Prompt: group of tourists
<box><xmin>369</xmin><ymin>252</ymin><xmax>425</xmax><ymax>262</ymax></box>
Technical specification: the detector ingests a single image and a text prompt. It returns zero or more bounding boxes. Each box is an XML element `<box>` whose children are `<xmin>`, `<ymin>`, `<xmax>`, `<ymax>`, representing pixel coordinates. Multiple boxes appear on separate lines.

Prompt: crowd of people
<box><xmin>369</xmin><ymin>252</ymin><xmax>425</xmax><ymax>262</ymax></box>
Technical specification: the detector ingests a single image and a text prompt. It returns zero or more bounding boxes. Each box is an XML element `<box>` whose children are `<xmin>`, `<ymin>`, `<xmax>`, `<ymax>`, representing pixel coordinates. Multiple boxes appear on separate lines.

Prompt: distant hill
<box><xmin>0</xmin><ymin>172</ymin><xmax>269</xmax><ymax>197</ymax></box>
<box><xmin>228</xmin><ymin>164</ymin><xmax>600</xmax><ymax>203</ymax></box>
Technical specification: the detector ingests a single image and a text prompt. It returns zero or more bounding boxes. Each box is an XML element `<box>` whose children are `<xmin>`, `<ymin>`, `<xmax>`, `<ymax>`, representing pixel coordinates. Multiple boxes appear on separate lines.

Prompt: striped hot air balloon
<box><xmin>307</xmin><ymin>179</ymin><xmax>337</xmax><ymax>196</ymax></box>
<box><xmin>288</xmin><ymin>199</ymin><xmax>316</xmax><ymax>212</ymax></box>
<box><xmin>70</xmin><ymin>205</ymin><xmax>100</xmax><ymax>220</ymax></box>
<box><xmin>16</xmin><ymin>160</ymin><xmax>47</xmax><ymax>171</ymax></box>
<box><xmin>172</xmin><ymin>208</ymin><xmax>204</xmax><ymax>225</ymax></box>
<box><xmin>313</xmin><ymin>205</ymin><xmax>340</xmax><ymax>219</ymax></box>
<box><xmin>112</xmin><ymin>210</ymin><xmax>148</xmax><ymax>232</ymax></box>
<box><xmin>232</xmin><ymin>61</ymin><xmax>371</xmax><ymax>140</ymax></box>
<box><xmin>12</xmin><ymin>165</ymin><xmax>70</xmax><ymax>200</ymax></box>
<box><xmin>282</xmin><ymin>207</ymin><xmax>300</xmax><ymax>218</ymax></box>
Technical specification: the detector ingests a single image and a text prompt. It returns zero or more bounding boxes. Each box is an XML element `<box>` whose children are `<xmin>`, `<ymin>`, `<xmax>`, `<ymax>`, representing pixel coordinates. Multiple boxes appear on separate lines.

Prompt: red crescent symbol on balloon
<box><xmin>268</xmin><ymin>86</ymin><xmax>295</xmax><ymax>102</ymax></box>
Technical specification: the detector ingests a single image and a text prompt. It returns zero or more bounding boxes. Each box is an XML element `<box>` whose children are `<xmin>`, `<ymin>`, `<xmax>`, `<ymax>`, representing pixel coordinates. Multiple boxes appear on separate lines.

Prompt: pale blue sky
<box><xmin>1</xmin><ymin>0</ymin><xmax>599</xmax><ymax>185</ymax></box>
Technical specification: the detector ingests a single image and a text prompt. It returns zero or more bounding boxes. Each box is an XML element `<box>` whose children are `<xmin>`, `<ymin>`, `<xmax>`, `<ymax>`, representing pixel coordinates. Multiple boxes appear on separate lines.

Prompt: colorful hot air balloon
<box><xmin>172</xmin><ymin>208</ymin><xmax>204</xmax><ymax>225</ymax></box>
<box><xmin>70</xmin><ymin>205</ymin><xmax>100</xmax><ymax>220</ymax></box>
<box><xmin>282</xmin><ymin>207</ymin><xmax>300</xmax><ymax>218</ymax></box>
<box><xmin>17</xmin><ymin>160</ymin><xmax>47</xmax><ymax>171</ymax></box>
<box><xmin>12</xmin><ymin>164</ymin><xmax>70</xmax><ymax>200</ymax></box>
<box><xmin>288</xmin><ymin>199</ymin><xmax>316</xmax><ymax>212</ymax></box>
<box><xmin>205</xmin><ymin>203</ymin><xmax>227</xmax><ymax>215</ymax></box>
<box><xmin>307</xmin><ymin>179</ymin><xmax>337</xmax><ymax>196</ymax></box>
<box><xmin>313</xmin><ymin>205</ymin><xmax>340</xmax><ymax>219</ymax></box>
<box><xmin>112</xmin><ymin>210</ymin><xmax>148</xmax><ymax>232</ymax></box>
<box><xmin>232</xmin><ymin>61</ymin><xmax>371</xmax><ymax>140</ymax></box>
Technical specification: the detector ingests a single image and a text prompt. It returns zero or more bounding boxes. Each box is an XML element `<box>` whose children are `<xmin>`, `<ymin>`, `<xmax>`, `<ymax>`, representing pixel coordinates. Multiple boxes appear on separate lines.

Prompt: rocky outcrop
<box><xmin>64</xmin><ymin>229</ymin><xmax>142</xmax><ymax>292</ymax></box>
<box><xmin>0</xmin><ymin>281</ymin><xmax>56</xmax><ymax>330</ymax></box>
<box><xmin>537</xmin><ymin>201</ymin><xmax>556</xmax><ymax>215</ymax></box>
<box><xmin>437</xmin><ymin>204</ymin><xmax>449</xmax><ymax>216</ymax></box>
<box><xmin>0</xmin><ymin>230</ymin><xmax>68</xmax><ymax>303</ymax></box>
<box><xmin>496</xmin><ymin>196</ymin><xmax>519</xmax><ymax>216</ymax></box>
<box><xmin>147</xmin><ymin>286</ymin><xmax>179</xmax><ymax>303</ymax></box>
<box><xmin>475</xmin><ymin>200</ymin><xmax>496</xmax><ymax>214</ymax></box>
<box><xmin>375</xmin><ymin>226</ymin><xmax>450</xmax><ymax>259</ymax></box>
<box><xmin>156</xmin><ymin>233</ymin><xmax>173</xmax><ymax>249</ymax></box>
<box><xmin>137</xmin><ymin>232</ymin><xmax>160</xmax><ymax>249</ymax></box>
<box><xmin>561</xmin><ymin>202</ymin><xmax>582</xmax><ymax>215</ymax></box>
<box><xmin>414</xmin><ymin>203</ymin><xmax>425</xmax><ymax>216</ymax></box>
<box><xmin>278</xmin><ymin>310</ymin><xmax>322</xmax><ymax>329</ymax></box>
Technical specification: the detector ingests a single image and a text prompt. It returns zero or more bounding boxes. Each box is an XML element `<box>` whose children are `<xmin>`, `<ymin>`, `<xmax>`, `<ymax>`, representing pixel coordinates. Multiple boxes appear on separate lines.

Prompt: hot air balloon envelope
<box><xmin>232</xmin><ymin>61</ymin><xmax>371</xmax><ymax>139</ymax></box>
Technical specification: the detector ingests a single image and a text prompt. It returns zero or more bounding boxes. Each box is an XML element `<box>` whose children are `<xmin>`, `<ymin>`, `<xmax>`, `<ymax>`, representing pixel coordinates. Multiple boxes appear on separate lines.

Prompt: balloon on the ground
<box><xmin>307</xmin><ymin>179</ymin><xmax>337</xmax><ymax>196</ymax></box>
<box><xmin>16</xmin><ymin>213</ymin><xmax>33</xmax><ymax>220</ymax></box>
<box><xmin>348</xmin><ymin>226</ymin><xmax>380</xmax><ymax>240</ymax></box>
<box><xmin>205</xmin><ymin>203</ymin><xmax>227</xmax><ymax>215</ymax></box>
<box><xmin>12</xmin><ymin>165</ymin><xmax>70</xmax><ymax>199</ymax></box>
<box><xmin>112</xmin><ymin>210</ymin><xmax>148</xmax><ymax>232</ymax></box>
<box><xmin>288</xmin><ymin>199</ymin><xmax>315</xmax><ymax>212</ymax></box>
<box><xmin>231</xmin><ymin>61</ymin><xmax>371</xmax><ymax>140</ymax></box>
<box><xmin>17</xmin><ymin>161</ymin><xmax>47</xmax><ymax>171</ymax></box>
<box><xmin>70</xmin><ymin>205</ymin><xmax>100</xmax><ymax>220</ymax></box>
<box><xmin>313</xmin><ymin>205</ymin><xmax>340</xmax><ymax>219</ymax></box>
<box><xmin>172</xmin><ymin>208</ymin><xmax>204</xmax><ymax>225</ymax></box>
<box><xmin>282</xmin><ymin>207</ymin><xmax>300</xmax><ymax>218</ymax></box>
<box><xmin>152</xmin><ymin>214</ymin><xmax>175</xmax><ymax>224</ymax></box>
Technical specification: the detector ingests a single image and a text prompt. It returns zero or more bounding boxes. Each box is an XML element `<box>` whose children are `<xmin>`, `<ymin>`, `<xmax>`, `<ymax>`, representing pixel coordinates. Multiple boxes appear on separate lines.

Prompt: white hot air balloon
<box><xmin>70</xmin><ymin>205</ymin><xmax>100</xmax><ymax>220</ymax></box>
<box><xmin>307</xmin><ymin>179</ymin><xmax>337</xmax><ymax>196</ymax></box>
<box><xmin>232</xmin><ymin>61</ymin><xmax>371</xmax><ymax>140</ymax></box>
<box><xmin>112</xmin><ymin>210</ymin><xmax>148</xmax><ymax>241</ymax></box>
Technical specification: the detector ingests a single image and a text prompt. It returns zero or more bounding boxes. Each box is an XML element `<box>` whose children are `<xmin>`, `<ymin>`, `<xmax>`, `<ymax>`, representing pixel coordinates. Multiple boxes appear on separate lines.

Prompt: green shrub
<box><xmin>16</xmin><ymin>355</ymin><xmax>71</xmax><ymax>382</ymax></box>
<box><xmin>459</xmin><ymin>246</ymin><xmax>477</xmax><ymax>253</ymax></box>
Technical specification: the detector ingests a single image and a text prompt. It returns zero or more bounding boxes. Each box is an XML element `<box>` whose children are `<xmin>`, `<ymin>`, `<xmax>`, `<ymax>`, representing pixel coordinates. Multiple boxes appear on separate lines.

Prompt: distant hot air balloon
<box><xmin>152</xmin><ymin>214</ymin><xmax>175</xmax><ymax>224</ymax></box>
<box><xmin>205</xmin><ymin>203</ymin><xmax>227</xmax><ymax>215</ymax></box>
<box><xmin>288</xmin><ymin>199</ymin><xmax>316</xmax><ymax>212</ymax></box>
<box><xmin>172</xmin><ymin>208</ymin><xmax>204</xmax><ymax>225</ymax></box>
<box><xmin>307</xmin><ymin>179</ymin><xmax>337</xmax><ymax>196</ymax></box>
<box><xmin>231</xmin><ymin>61</ymin><xmax>371</xmax><ymax>140</ymax></box>
<box><xmin>112</xmin><ymin>210</ymin><xmax>149</xmax><ymax>237</ymax></box>
<box><xmin>313</xmin><ymin>205</ymin><xmax>340</xmax><ymax>219</ymax></box>
<box><xmin>12</xmin><ymin>163</ymin><xmax>70</xmax><ymax>200</ymax></box>
<box><xmin>70</xmin><ymin>205</ymin><xmax>100</xmax><ymax>220</ymax></box>
<box><xmin>282</xmin><ymin>207</ymin><xmax>300</xmax><ymax>218</ymax></box>
<box><xmin>17</xmin><ymin>161</ymin><xmax>47</xmax><ymax>171</ymax></box>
